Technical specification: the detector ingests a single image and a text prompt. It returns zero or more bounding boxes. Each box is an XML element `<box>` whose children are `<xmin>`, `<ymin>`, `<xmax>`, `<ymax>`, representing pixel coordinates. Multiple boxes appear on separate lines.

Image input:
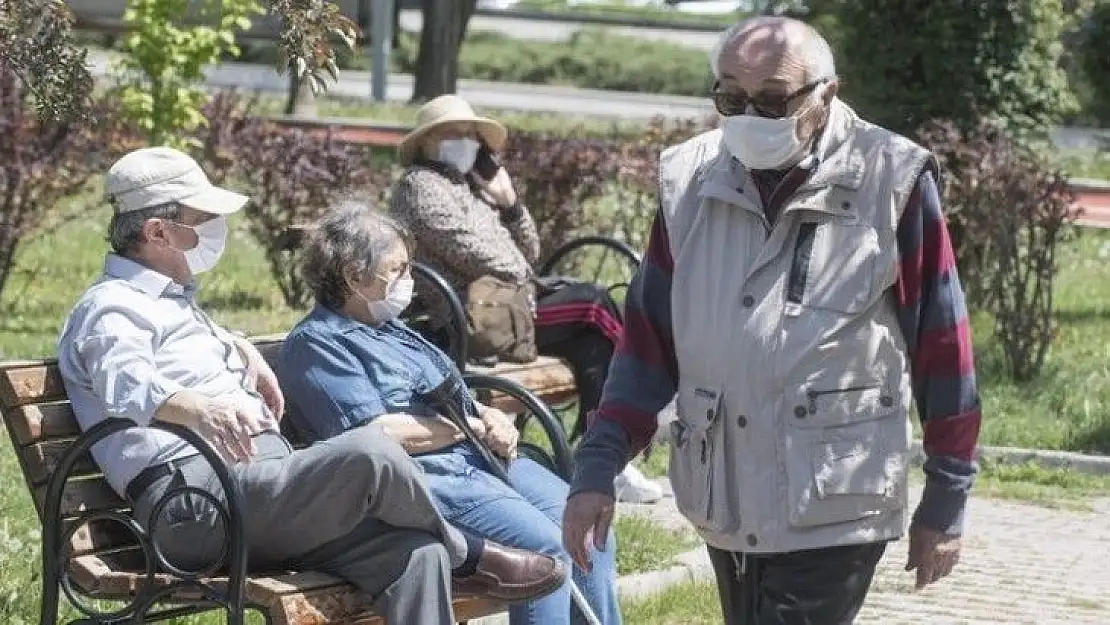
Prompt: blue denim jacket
<box><xmin>279</xmin><ymin>305</ymin><xmax>514</xmax><ymax>517</ymax></box>
<box><xmin>279</xmin><ymin>304</ymin><xmax>477</xmax><ymax>440</ymax></box>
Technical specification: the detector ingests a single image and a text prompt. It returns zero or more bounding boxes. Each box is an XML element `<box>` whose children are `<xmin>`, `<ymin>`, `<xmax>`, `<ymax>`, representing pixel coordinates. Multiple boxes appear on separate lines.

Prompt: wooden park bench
<box><xmin>0</xmin><ymin>334</ymin><xmax>577</xmax><ymax>625</ymax></box>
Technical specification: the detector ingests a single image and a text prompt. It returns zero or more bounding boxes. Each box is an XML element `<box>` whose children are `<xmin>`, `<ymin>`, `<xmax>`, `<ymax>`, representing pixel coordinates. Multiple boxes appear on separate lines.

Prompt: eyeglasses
<box><xmin>710</xmin><ymin>80</ymin><xmax>827</xmax><ymax>119</ymax></box>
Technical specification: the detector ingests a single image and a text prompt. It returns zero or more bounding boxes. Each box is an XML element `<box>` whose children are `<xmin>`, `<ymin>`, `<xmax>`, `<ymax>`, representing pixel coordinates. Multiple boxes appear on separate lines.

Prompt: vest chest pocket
<box><xmin>783</xmin><ymin>378</ymin><xmax>908</xmax><ymax>528</ymax></box>
<box><xmin>786</xmin><ymin>222</ymin><xmax>882</xmax><ymax>315</ymax></box>
<box><xmin>667</xmin><ymin>386</ymin><xmax>727</xmax><ymax>532</ymax></box>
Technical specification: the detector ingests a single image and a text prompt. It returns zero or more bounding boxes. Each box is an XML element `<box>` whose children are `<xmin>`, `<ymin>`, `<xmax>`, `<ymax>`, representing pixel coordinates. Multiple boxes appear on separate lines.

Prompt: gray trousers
<box><xmin>132</xmin><ymin>426</ymin><xmax>470</xmax><ymax>625</ymax></box>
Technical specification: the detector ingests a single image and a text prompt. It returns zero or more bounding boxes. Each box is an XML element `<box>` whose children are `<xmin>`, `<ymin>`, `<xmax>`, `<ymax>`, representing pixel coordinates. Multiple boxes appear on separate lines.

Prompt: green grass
<box><xmin>612</xmin><ymin>514</ymin><xmax>698</xmax><ymax>576</ymax></box>
<box><xmin>619</xmin><ymin>578</ymin><xmax>721</xmax><ymax>625</ymax></box>
<box><xmin>1057</xmin><ymin>148</ymin><xmax>1110</xmax><ymax>180</ymax></box>
<box><xmin>973</xmin><ymin>228</ymin><xmax>1110</xmax><ymax>453</ymax></box>
<box><xmin>972</xmin><ymin>459</ymin><xmax>1110</xmax><ymax>510</ymax></box>
<box><xmin>515</xmin><ymin>0</ymin><xmax>741</xmax><ymax>28</ymax></box>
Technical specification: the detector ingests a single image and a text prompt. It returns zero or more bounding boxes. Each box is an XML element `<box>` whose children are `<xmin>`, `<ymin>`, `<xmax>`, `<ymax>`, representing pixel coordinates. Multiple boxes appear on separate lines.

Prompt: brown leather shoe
<box><xmin>452</xmin><ymin>540</ymin><xmax>566</xmax><ymax>603</ymax></box>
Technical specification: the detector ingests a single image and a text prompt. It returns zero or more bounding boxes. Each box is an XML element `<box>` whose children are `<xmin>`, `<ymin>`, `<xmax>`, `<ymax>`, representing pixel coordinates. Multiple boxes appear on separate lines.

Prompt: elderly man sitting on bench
<box><xmin>56</xmin><ymin>146</ymin><xmax>566</xmax><ymax>625</ymax></box>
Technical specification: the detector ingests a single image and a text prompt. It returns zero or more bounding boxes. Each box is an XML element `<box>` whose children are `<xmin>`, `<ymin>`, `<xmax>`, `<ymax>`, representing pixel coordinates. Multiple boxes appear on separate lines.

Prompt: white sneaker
<box><xmin>614</xmin><ymin>464</ymin><xmax>664</xmax><ymax>504</ymax></box>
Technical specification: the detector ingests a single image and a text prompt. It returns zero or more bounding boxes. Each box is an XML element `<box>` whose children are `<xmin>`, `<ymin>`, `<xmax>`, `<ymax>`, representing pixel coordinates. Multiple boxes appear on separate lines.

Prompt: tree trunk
<box><xmin>284</xmin><ymin>72</ymin><xmax>318</xmax><ymax>117</ymax></box>
<box><xmin>411</xmin><ymin>0</ymin><xmax>477</xmax><ymax>102</ymax></box>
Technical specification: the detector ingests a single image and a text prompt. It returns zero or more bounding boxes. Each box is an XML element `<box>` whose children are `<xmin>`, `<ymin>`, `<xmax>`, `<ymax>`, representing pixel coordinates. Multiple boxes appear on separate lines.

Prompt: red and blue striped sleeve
<box><xmin>894</xmin><ymin>169</ymin><xmax>982</xmax><ymax>536</ymax></box>
<box><xmin>570</xmin><ymin>208</ymin><xmax>679</xmax><ymax>497</ymax></box>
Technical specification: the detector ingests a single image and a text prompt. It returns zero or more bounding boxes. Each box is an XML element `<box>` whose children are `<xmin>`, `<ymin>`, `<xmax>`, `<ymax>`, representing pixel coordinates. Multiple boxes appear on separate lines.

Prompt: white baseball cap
<box><xmin>105</xmin><ymin>146</ymin><xmax>249</xmax><ymax>215</ymax></box>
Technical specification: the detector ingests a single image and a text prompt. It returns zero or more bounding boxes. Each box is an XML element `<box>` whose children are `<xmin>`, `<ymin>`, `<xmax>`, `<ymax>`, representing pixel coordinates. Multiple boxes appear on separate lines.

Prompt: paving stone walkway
<box><xmin>621</xmin><ymin>480</ymin><xmax>1110</xmax><ymax>624</ymax></box>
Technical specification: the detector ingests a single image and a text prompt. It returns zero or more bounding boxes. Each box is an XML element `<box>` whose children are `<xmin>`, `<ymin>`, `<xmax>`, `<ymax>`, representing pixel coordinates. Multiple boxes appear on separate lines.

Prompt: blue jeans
<box><xmin>416</xmin><ymin>443</ymin><xmax>622</xmax><ymax>625</ymax></box>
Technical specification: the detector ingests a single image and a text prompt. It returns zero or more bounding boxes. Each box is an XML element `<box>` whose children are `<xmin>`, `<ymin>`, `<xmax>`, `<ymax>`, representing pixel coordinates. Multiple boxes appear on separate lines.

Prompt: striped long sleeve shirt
<box><xmin>570</xmin><ymin>170</ymin><xmax>982</xmax><ymax>535</ymax></box>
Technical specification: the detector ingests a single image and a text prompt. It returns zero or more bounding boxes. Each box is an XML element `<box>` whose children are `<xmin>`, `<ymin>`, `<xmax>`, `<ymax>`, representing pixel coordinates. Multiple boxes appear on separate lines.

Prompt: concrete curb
<box><xmin>910</xmin><ymin>440</ymin><xmax>1110</xmax><ymax>475</ymax></box>
<box><xmin>615</xmin><ymin>545</ymin><xmax>713</xmax><ymax>602</ymax></box>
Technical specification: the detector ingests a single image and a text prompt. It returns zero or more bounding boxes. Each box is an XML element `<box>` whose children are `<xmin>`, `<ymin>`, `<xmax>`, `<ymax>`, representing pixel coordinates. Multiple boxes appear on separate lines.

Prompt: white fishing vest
<box><xmin>659</xmin><ymin>99</ymin><xmax>937</xmax><ymax>553</ymax></box>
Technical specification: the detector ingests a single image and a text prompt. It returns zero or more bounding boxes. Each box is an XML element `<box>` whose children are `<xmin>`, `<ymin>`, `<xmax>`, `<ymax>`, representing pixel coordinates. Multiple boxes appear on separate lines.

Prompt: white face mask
<box><xmin>355</xmin><ymin>275</ymin><xmax>415</xmax><ymax>323</ymax></box>
<box><xmin>438</xmin><ymin>138</ymin><xmax>480</xmax><ymax>173</ymax></box>
<box><xmin>175</xmin><ymin>217</ymin><xmax>228</xmax><ymax>275</ymax></box>
<box><xmin>719</xmin><ymin>86</ymin><xmax>827</xmax><ymax>171</ymax></box>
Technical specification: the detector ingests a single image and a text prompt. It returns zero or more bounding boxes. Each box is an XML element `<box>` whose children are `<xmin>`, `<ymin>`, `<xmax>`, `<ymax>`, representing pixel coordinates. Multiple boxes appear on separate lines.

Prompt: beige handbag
<box><xmin>465</xmin><ymin>276</ymin><xmax>538</xmax><ymax>364</ymax></box>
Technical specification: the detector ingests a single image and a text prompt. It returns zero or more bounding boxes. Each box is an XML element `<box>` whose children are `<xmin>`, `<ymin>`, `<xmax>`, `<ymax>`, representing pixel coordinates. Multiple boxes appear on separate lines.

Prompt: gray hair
<box><xmin>302</xmin><ymin>199</ymin><xmax>413</xmax><ymax>310</ymax></box>
<box><xmin>709</xmin><ymin>18</ymin><xmax>837</xmax><ymax>83</ymax></box>
<box><xmin>107</xmin><ymin>202</ymin><xmax>183</xmax><ymax>255</ymax></box>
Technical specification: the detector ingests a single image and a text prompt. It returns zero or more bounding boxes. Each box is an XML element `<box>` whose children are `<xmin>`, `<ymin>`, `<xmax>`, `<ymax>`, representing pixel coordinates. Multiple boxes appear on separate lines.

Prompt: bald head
<box><xmin>710</xmin><ymin>17</ymin><xmax>836</xmax><ymax>86</ymax></box>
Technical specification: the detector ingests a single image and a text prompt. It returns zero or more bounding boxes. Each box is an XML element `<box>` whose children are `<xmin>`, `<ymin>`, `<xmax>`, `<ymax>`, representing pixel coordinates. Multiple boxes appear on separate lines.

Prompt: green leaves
<box><xmin>112</xmin><ymin>0</ymin><xmax>264</xmax><ymax>147</ymax></box>
<box><xmin>832</xmin><ymin>0</ymin><xmax>1078</xmax><ymax>139</ymax></box>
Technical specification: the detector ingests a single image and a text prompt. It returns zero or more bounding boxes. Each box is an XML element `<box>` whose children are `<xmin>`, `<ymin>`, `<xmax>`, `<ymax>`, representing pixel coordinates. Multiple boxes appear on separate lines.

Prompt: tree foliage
<box><xmin>833</xmin><ymin>0</ymin><xmax>1078</xmax><ymax>138</ymax></box>
<box><xmin>0</xmin><ymin>0</ymin><xmax>356</xmax><ymax>124</ymax></box>
<box><xmin>0</xmin><ymin>0</ymin><xmax>92</xmax><ymax>122</ymax></box>
<box><xmin>113</xmin><ymin>0</ymin><xmax>263</xmax><ymax>148</ymax></box>
<box><xmin>1077</xmin><ymin>0</ymin><xmax>1110</xmax><ymax>124</ymax></box>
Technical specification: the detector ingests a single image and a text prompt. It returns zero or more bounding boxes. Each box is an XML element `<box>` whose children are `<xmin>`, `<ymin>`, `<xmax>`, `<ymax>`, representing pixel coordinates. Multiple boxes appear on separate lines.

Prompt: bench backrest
<box><xmin>0</xmin><ymin>335</ymin><xmax>288</xmax><ymax>578</ymax></box>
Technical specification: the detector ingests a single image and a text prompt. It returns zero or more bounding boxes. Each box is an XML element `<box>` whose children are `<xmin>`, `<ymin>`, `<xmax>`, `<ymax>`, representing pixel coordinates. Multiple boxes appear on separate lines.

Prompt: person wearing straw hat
<box><xmin>390</xmin><ymin>94</ymin><xmax>665</xmax><ymax>506</ymax></box>
<box><xmin>56</xmin><ymin>146</ymin><xmax>567</xmax><ymax>625</ymax></box>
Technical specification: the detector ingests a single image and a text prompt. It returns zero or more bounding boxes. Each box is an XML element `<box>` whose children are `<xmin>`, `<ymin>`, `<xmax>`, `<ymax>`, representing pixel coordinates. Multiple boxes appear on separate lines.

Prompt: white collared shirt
<box><xmin>57</xmin><ymin>254</ymin><xmax>277</xmax><ymax>496</ymax></box>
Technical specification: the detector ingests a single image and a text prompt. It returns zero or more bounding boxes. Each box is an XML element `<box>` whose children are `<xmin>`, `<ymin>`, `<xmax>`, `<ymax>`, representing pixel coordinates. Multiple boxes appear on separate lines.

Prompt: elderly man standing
<box><xmin>57</xmin><ymin>146</ymin><xmax>565</xmax><ymax>625</ymax></box>
<box><xmin>563</xmin><ymin>16</ymin><xmax>982</xmax><ymax>624</ymax></box>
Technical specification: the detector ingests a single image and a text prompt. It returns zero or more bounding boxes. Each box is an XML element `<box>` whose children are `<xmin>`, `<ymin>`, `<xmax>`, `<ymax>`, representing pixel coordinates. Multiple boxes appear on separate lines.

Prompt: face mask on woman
<box><xmin>353</xmin><ymin>275</ymin><xmax>415</xmax><ymax>323</ymax></box>
<box><xmin>438</xmin><ymin>138</ymin><xmax>481</xmax><ymax>173</ymax></box>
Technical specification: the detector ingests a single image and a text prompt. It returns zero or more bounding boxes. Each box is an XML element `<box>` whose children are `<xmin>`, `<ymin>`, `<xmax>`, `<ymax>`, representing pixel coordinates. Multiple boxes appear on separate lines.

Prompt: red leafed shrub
<box><xmin>199</xmin><ymin>92</ymin><xmax>392</xmax><ymax>308</ymax></box>
<box><xmin>504</xmin><ymin>115</ymin><xmax>714</xmax><ymax>260</ymax></box>
<box><xmin>0</xmin><ymin>62</ymin><xmax>134</xmax><ymax>304</ymax></box>
<box><xmin>918</xmin><ymin>118</ymin><xmax>1079</xmax><ymax>381</ymax></box>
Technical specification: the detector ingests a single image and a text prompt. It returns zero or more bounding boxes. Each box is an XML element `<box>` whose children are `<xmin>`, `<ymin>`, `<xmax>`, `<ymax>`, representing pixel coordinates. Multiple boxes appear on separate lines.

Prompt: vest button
<box><xmin>841</xmin><ymin>200</ymin><xmax>852</xmax><ymax>210</ymax></box>
<box><xmin>742</xmin><ymin>295</ymin><xmax>755</xmax><ymax>307</ymax></box>
<box><xmin>793</xmin><ymin>405</ymin><xmax>807</xmax><ymax>418</ymax></box>
<box><xmin>737</xmin><ymin>415</ymin><xmax>748</xmax><ymax>427</ymax></box>
<box><xmin>746</xmin><ymin>533</ymin><xmax>758</xmax><ymax>547</ymax></box>
<box><xmin>880</xmin><ymin>395</ymin><xmax>894</xmax><ymax>407</ymax></box>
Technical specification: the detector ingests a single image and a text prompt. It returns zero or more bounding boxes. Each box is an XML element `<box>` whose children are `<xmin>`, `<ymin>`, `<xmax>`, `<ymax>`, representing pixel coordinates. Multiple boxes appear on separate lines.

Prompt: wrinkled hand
<box><xmin>193</xmin><ymin>398</ymin><xmax>263</xmax><ymax>465</ymax></box>
<box><xmin>479</xmin><ymin>405</ymin><xmax>519</xmax><ymax>460</ymax></box>
<box><xmin>562</xmin><ymin>491</ymin><xmax>615</xmax><ymax>573</ymax></box>
<box><xmin>465</xmin><ymin>416</ymin><xmax>488</xmax><ymax>439</ymax></box>
<box><xmin>471</xmin><ymin>167</ymin><xmax>517</xmax><ymax>208</ymax></box>
<box><xmin>905</xmin><ymin>522</ymin><xmax>962</xmax><ymax>589</ymax></box>
<box><xmin>239</xmin><ymin>339</ymin><xmax>285</xmax><ymax>420</ymax></box>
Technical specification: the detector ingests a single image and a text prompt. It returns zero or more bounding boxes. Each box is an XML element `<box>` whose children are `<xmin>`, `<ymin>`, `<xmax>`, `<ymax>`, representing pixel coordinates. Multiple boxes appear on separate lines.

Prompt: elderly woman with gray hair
<box><xmin>277</xmin><ymin>201</ymin><xmax>622</xmax><ymax>625</ymax></box>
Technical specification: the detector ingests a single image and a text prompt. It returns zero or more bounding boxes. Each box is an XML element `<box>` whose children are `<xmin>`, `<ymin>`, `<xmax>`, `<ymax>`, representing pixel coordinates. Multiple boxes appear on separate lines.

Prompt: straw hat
<box><xmin>398</xmin><ymin>95</ymin><xmax>508</xmax><ymax>166</ymax></box>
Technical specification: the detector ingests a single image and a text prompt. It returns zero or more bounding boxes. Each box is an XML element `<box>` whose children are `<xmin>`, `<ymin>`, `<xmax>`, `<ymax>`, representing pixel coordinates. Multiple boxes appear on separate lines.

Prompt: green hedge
<box><xmin>391</xmin><ymin>29</ymin><xmax>714</xmax><ymax>97</ymax></box>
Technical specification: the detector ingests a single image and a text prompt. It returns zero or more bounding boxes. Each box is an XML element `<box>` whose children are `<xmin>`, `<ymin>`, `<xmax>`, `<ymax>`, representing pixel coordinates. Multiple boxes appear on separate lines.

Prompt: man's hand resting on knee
<box><xmin>155</xmin><ymin>390</ymin><xmax>263</xmax><ymax>464</ymax></box>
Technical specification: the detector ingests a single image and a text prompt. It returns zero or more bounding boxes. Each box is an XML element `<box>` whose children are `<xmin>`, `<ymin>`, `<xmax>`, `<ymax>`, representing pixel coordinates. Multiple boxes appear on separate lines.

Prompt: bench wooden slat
<box><xmin>9</xmin><ymin>402</ymin><xmax>82</xmax><ymax>446</ymax></box>
<box><xmin>67</xmin><ymin>552</ymin><xmax>502</xmax><ymax>625</ymax></box>
<box><xmin>0</xmin><ymin>361</ymin><xmax>67</xmax><ymax>407</ymax></box>
<box><xmin>34</xmin><ymin>477</ymin><xmax>125</xmax><ymax>520</ymax></box>
<box><xmin>68</xmin><ymin>518</ymin><xmax>142</xmax><ymax>556</ymax></box>
<box><xmin>24</xmin><ymin>439</ymin><xmax>98</xmax><ymax>485</ymax></box>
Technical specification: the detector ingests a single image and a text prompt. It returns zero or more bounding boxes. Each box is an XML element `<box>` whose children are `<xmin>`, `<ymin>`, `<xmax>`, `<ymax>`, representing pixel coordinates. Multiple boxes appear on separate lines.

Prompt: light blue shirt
<box><xmin>57</xmin><ymin>254</ymin><xmax>277</xmax><ymax>496</ymax></box>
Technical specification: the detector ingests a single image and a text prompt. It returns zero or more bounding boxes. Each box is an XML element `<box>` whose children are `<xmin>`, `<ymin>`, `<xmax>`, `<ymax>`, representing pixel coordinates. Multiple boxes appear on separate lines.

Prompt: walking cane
<box><xmin>423</xmin><ymin>378</ymin><xmax>604</xmax><ymax>625</ymax></box>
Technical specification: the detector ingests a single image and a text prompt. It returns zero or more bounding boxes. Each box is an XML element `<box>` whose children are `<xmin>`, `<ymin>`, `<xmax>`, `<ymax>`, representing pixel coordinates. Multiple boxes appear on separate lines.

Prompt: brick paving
<box><xmin>623</xmin><ymin>481</ymin><xmax>1110</xmax><ymax>624</ymax></box>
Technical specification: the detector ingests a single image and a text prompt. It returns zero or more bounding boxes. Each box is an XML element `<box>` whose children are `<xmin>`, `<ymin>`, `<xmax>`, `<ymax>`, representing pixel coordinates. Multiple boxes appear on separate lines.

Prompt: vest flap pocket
<box><xmin>791</xmin><ymin>377</ymin><xmax>899</xmax><ymax>430</ymax></box>
<box><xmin>792</xmin><ymin>223</ymin><xmax>880</xmax><ymax>314</ymax></box>
<box><xmin>786</xmin><ymin>432</ymin><xmax>904</xmax><ymax>529</ymax></box>
<box><xmin>668</xmin><ymin>386</ymin><xmax>723</xmax><ymax>528</ymax></box>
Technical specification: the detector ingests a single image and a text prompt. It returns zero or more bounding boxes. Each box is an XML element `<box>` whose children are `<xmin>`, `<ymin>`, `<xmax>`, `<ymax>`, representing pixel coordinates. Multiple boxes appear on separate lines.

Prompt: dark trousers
<box><xmin>533</xmin><ymin>278</ymin><xmax>620</xmax><ymax>440</ymax></box>
<box><xmin>707</xmin><ymin>542</ymin><xmax>888</xmax><ymax>625</ymax></box>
